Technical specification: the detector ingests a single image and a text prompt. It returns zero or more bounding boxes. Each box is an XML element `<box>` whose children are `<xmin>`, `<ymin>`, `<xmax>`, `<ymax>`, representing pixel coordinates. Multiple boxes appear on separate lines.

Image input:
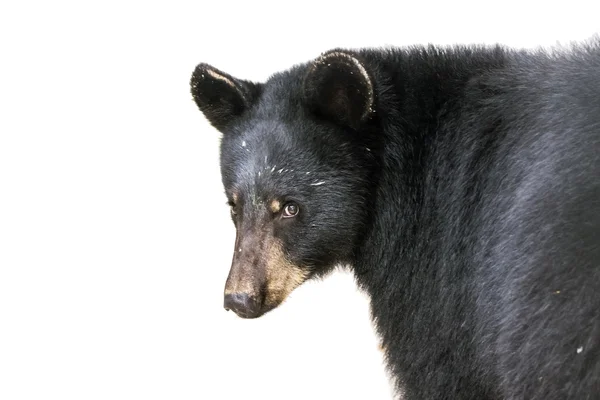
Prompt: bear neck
<box><xmin>350</xmin><ymin>44</ymin><xmax>510</xmax><ymax>331</ymax></box>
<box><xmin>346</xmin><ymin>45</ymin><xmax>513</xmax><ymax>397</ymax></box>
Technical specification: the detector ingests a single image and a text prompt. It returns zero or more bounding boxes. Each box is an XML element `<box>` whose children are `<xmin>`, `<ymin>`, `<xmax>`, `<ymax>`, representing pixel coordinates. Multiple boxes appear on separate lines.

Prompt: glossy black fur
<box><xmin>191</xmin><ymin>40</ymin><xmax>600</xmax><ymax>399</ymax></box>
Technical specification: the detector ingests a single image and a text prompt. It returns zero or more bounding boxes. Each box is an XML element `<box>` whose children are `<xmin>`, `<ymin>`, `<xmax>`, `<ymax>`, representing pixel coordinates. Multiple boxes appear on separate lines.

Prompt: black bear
<box><xmin>190</xmin><ymin>40</ymin><xmax>600</xmax><ymax>399</ymax></box>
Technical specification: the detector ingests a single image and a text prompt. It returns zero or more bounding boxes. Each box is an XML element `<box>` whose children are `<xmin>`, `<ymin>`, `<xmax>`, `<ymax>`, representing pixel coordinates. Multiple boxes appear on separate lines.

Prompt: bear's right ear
<box><xmin>190</xmin><ymin>64</ymin><xmax>261</xmax><ymax>132</ymax></box>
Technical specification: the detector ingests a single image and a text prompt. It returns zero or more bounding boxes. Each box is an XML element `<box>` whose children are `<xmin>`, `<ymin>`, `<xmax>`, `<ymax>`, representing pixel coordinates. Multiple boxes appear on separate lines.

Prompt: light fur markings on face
<box><xmin>264</xmin><ymin>240</ymin><xmax>309</xmax><ymax>307</ymax></box>
<box><xmin>269</xmin><ymin>199</ymin><xmax>282</xmax><ymax>213</ymax></box>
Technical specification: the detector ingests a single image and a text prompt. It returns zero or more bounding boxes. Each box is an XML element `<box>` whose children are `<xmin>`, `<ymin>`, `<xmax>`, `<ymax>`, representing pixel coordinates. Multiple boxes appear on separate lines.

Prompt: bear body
<box><xmin>191</xmin><ymin>41</ymin><xmax>600</xmax><ymax>399</ymax></box>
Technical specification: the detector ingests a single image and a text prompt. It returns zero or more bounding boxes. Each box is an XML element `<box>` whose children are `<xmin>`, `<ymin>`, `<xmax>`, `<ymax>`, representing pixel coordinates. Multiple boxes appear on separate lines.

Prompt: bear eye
<box><xmin>282</xmin><ymin>203</ymin><xmax>299</xmax><ymax>218</ymax></box>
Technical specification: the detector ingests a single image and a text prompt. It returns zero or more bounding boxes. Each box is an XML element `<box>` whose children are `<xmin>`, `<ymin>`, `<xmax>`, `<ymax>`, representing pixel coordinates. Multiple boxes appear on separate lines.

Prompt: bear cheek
<box><xmin>262</xmin><ymin>242</ymin><xmax>310</xmax><ymax>308</ymax></box>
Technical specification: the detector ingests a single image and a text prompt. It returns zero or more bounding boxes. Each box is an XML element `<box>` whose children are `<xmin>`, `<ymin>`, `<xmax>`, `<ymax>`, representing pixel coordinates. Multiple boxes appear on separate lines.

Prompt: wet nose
<box><xmin>224</xmin><ymin>293</ymin><xmax>261</xmax><ymax>318</ymax></box>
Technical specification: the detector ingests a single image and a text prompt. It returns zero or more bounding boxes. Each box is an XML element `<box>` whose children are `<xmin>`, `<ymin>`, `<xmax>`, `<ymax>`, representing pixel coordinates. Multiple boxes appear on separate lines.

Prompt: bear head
<box><xmin>191</xmin><ymin>50</ymin><xmax>380</xmax><ymax>318</ymax></box>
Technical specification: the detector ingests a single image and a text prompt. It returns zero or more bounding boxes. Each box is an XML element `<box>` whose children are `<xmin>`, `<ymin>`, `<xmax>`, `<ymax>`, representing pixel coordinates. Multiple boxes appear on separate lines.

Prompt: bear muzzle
<box><xmin>223</xmin><ymin>232</ymin><xmax>309</xmax><ymax>319</ymax></box>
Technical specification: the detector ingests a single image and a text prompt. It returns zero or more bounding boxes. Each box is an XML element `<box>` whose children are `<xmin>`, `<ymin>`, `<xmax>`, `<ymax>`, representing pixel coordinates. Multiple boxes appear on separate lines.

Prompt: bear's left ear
<box><xmin>303</xmin><ymin>50</ymin><xmax>374</xmax><ymax>129</ymax></box>
<box><xmin>190</xmin><ymin>64</ymin><xmax>261</xmax><ymax>132</ymax></box>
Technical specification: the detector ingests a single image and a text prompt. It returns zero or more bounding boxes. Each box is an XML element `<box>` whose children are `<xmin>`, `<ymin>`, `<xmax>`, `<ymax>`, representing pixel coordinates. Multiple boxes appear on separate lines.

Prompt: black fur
<box><xmin>191</xmin><ymin>40</ymin><xmax>600</xmax><ymax>399</ymax></box>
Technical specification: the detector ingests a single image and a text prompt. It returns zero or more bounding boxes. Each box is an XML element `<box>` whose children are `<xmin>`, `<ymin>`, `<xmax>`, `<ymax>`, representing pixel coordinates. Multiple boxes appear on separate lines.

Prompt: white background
<box><xmin>0</xmin><ymin>1</ymin><xmax>597</xmax><ymax>399</ymax></box>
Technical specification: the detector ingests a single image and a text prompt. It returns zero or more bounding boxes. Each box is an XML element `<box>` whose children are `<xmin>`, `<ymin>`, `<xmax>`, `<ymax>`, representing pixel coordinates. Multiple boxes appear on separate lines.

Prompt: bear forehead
<box><xmin>224</xmin><ymin>120</ymin><xmax>331</xmax><ymax>169</ymax></box>
<box><xmin>229</xmin><ymin>140</ymin><xmax>325</xmax><ymax>190</ymax></box>
<box><xmin>220</xmin><ymin>129</ymin><xmax>342</xmax><ymax>199</ymax></box>
<box><xmin>220</xmin><ymin>111</ymin><xmax>357</xmax><ymax>196</ymax></box>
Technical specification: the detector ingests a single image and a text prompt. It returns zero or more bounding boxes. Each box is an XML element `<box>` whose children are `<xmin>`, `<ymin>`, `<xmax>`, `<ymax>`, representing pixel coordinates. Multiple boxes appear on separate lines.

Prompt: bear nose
<box><xmin>224</xmin><ymin>293</ymin><xmax>261</xmax><ymax>318</ymax></box>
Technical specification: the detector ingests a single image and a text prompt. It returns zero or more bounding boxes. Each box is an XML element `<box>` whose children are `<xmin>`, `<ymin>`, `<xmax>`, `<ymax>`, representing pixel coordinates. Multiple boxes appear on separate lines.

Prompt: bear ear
<box><xmin>303</xmin><ymin>50</ymin><xmax>374</xmax><ymax>129</ymax></box>
<box><xmin>190</xmin><ymin>64</ymin><xmax>261</xmax><ymax>132</ymax></box>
